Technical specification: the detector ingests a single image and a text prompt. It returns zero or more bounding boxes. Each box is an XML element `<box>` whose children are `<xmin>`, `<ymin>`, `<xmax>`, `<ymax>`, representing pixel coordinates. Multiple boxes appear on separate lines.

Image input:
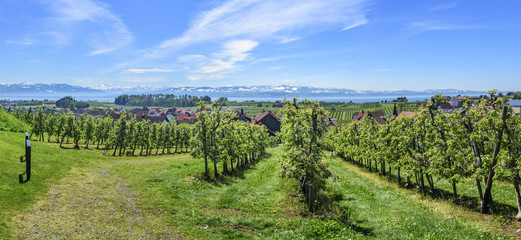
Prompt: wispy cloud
<box><xmin>183</xmin><ymin>39</ymin><xmax>259</xmax><ymax>80</ymax></box>
<box><xmin>7</xmin><ymin>0</ymin><xmax>133</xmax><ymax>55</ymax></box>
<box><xmin>144</xmin><ymin>0</ymin><xmax>367</xmax><ymax>58</ymax></box>
<box><xmin>408</xmin><ymin>21</ymin><xmax>483</xmax><ymax>32</ymax></box>
<box><xmin>120</xmin><ymin>77</ymin><xmax>167</xmax><ymax>83</ymax></box>
<box><xmin>342</xmin><ymin>17</ymin><xmax>367</xmax><ymax>31</ymax></box>
<box><xmin>123</xmin><ymin>68</ymin><xmax>177</xmax><ymax>74</ymax></box>
<box><xmin>371</xmin><ymin>68</ymin><xmax>397</xmax><ymax>72</ymax></box>
<box><xmin>48</xmin><ymin>0</ymin><xmax>134</xmax><ymax>55</ymax></box>
<box><xmin>430</xmin><ymin>2</ymin><xmax>457</xmax><ymax>11</ymax></box>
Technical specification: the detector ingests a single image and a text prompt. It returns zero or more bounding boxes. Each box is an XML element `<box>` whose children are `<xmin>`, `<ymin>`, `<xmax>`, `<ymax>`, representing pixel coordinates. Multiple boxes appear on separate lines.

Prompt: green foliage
<box><xmin>326</xmin><ymin>90</ymin><xmax>521</xmax><ymax>216</ymax></box>
<box><xmin>114</xmin><ymin>93</ymin><xmax>211</xmax><ymax>107</ymax></box>
<box><xmin>0</xmin><ymin>109</ymin><xmax>29</xmax><ymax>132</ymax></box>
<box><xmin>192</xmin><ymin>101</ymin><xmax>270</xmax><ymax>178</ymax></box>
<box><xmin>279</xmin><ymin>98</ymin><xmax>331</xmax><ymax>212</ymax></box>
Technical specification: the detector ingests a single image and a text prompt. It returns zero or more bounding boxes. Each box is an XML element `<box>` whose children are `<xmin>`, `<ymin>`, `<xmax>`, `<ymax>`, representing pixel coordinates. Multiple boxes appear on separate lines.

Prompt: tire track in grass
<box><xmin>11</xmin><ymin>167</ymin><xmax>179</xmax><ymax>239</ymax></box>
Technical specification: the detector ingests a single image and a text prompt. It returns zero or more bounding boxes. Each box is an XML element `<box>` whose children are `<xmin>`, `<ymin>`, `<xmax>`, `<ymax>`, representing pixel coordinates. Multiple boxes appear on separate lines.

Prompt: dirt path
<box><xmin>11</xmin><ymin>167</ymin><xmax>179</xmax><ymax>239</ymax></box>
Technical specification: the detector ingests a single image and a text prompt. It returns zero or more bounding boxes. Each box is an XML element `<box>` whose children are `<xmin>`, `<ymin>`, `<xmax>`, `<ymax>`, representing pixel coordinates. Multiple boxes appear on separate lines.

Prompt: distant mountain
<box><xmin>0</xmin><ymin>82</ymin><xmax>100</xmax><ymax>93</ymax></box>
<box><xmin>0</xmin><ymin>82</ymin><xmax>490</xmax><ymax>102</ymax></box>
<box><xmin>157</xmin><ymin>85</ymin><xmax>487</xmax><ymax>98</ymax></box>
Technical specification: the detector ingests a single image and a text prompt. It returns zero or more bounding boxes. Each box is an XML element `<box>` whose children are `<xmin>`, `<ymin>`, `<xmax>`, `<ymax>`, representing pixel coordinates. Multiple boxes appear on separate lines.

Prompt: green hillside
<box><xmin>0</xmin><ymin>110</ymin><xmax>29</xmax><ymax>133</ymax></box>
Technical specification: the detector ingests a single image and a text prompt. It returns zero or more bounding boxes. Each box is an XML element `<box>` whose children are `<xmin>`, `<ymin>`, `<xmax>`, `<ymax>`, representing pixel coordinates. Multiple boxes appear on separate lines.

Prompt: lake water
<box><xmin>1</xmin><ymin>95</ymin><xmax>434</xmax><ymax>103</ymax></box>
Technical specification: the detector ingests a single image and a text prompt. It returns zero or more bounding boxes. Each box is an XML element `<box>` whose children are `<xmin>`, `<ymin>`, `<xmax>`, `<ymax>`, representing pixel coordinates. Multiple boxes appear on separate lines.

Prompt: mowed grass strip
<box><xmin>110</xmin><ymin>146</ymin><xmax>513</xmax><ymax>239</ymax></box>
<box><xmin>110</xmin><ymin>147</ymin><xmax>343</xmax><ymax>239</ymax></box>
<box><xmin>327</xmin><ymin>158</ymin><xmax>514</xmax><ymax>239</ymax></box>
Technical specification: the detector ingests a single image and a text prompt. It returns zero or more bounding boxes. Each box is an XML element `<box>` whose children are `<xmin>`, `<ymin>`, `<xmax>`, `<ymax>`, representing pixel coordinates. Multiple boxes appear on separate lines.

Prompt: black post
<box><xmin>19</xmin><ymin>132</ymin><xmax>31</xmax><ymax>183</ymax></box>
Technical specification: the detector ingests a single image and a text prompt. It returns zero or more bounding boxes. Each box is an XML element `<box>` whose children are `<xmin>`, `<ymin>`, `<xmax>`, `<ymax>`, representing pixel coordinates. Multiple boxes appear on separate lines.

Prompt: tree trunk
<box><xmin>452</xmin><ymin>180</ymin><xmax>458</xmax><ymax>202</ymax></box>
<box><xmin>419</xmin><ymin>172</ymin><xmax>425</xmax><ymax>194</ymax></box>
<box><xmin>204</xmin><ymin>155</ymin><xmax>209</xmax><ymax>177</ymax></box>
<box><xmin>513</xmin><ymin>170</ymin><xmax>521</xmax><ymax>219</ymax></box>
<box><xmin>481</xmin><ymin>106</ymin><xmax>508</xmax><ymax>214</ymax></box>
<box><xmin>230</xmin><ymin>159</ymin><xmax>234</xmax><ymax>172</ymax></box>
<box><xmin>476</xmin><ymin>178</ymin><xmax>484</xmax><ymax>205</ymax></box>
<box><xmin>213</xmin><ymin>160</ymin><xmax>219</xmax><ymax>179</ymax></box>
<box><xmin>426</xmin><ymin>174</ymin><xmax>435</xmax><ymax>193</ymax></box>
<box><xmin>398</xmin><ymin>167</ymin><xmax>401</xmax><ymax>184</ymax></box>
<box><xmin>223</xmin><ymin>162</ymin><xmax>228</xmax><ymax>174</ymax></box>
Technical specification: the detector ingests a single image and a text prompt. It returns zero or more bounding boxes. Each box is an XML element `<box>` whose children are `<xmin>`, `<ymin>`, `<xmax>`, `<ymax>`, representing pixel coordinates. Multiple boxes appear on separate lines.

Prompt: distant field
<box><xmin>326</xmin><ymin>102</ymin><xmax>421</xmax><ymax>123</ymax></box>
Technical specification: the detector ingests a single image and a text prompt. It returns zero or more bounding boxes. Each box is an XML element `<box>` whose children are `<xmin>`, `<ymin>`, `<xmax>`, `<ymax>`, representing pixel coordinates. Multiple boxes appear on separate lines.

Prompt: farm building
<box><xmin>234</xmin><ymin>109</ymin><xmax>252</xmax><ymax>123</ymax></box>
<box><xmin>352</xmin><ymin>111</ymin><xmax>386</xmax><ymax>124</ymax></box>
<box><xmin>507</xmin><ymin>100</ymin><xmax>521</xmax><ymax>114</ymax></box>
<box><xmin>252</xmin><ymin>110</ymin><xmax>281</xmax><ymax>136</ymax></box>
<box><xmin>136</xmin><ymin>115</ymin><xmax>170</xmax><ymax>124</ymax></box>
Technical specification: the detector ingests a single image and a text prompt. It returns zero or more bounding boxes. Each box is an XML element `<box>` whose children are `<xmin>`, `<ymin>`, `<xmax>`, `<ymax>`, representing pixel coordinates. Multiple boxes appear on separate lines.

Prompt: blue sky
<box><xmin>1</xmin><ymin>0</ymin><xmax>520</xmax><ymax>91</ymax></box>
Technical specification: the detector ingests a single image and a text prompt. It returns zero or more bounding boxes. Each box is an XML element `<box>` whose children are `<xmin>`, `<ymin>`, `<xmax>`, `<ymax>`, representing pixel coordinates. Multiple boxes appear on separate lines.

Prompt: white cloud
<box><xmin>371</xmin><ymin>68</ymin><xmax>397</xmax><ymax>72</ymax></box>
<box><xmin>217</xmin><ymin>40</ymin><xmax>258</xmax><ymax>62</ymax></box>
<box><xmin>279</xmin><ymin>37</ymin><xmax>300</xmax><ymax>43</ymax></box>
<box><xmin>267</xmin><ymin>66</ymin><xmax>283</xmax><ymax>71</ymax></box>
<box><xmin>120</xmin><ymin>77</ymin><xmax>167</xmax><ymax>83</ymax></box>
<box><xmin>342</xmin><ymin>17</ymin><xmax>367</xmax><ymax>31</ymax></box>
<box><xmin>408</xmin><ymin>21</ymin><xmax>482</xmax><ymax>32</ymax></box>
<box><xmin>88</xmin><ymin>48</ymin><xmax>115</xmax><ymax>56</ymax></box>
<box><xmin>181</xmin><ymin>39</ymin><xmax>259</xmax><ymax>80</ymax></box>
<box><xmin>430</xmin><ymin>2</ymin><xmax>457</xmax><ymax>11</ymax></box>
<box><xmin>146</xmin><ymin>0</ymin><xmax>367</xmax><ymax>58</ymax></box>
<box><xmin>22</xmin><ymin>0</ymin><xmax>134</xmax><ymax>55</ymax></box>
<box><xmin>199</xmin><ymin>60</ymin><xmax>236</xmax><ymax>73</ymax></box>
<box><xmin>123</xmin><ymin>68</ymin><xmax>177</xmax><ymax>74</ymax></box>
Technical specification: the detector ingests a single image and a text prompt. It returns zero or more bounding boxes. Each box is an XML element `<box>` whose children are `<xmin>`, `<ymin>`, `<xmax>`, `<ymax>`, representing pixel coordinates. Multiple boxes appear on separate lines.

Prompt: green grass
<box><xmin>327</xmin><ymin>159</ymin><xmax>512</xmax><ymax>239</ymax></box>
<box><xmin>109</xmin><ymin>147</ymin><xmax>513</xmax><ymax>239</ymax></box>
<box><xmin>0</xmin><ymin>131</ymin><xmax>109</xmax><ymax>238</ymax></box>
<box><xmin>0</xmin><ymin>110</ymin><xmax>29</xmax><ymax>132</ymax></box>
<box><xmin>0</xmin><ymin>129</ymin><xmax>515</xmax><ymax>239</ymax></box>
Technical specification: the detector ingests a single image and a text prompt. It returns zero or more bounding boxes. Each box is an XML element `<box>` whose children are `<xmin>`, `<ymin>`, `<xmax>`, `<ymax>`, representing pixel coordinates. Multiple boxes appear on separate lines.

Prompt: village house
<box><xmin>438</xmin><ymin>103</ymin><xmax>460</xmax><ymax>113</ymax></box>
<box><xmin>234</xmin><ymin>109</ymin><xmax>251</xmax><ymax>122</ymax></box>
<box><xmin>136</xmin><ymin>115</ymin><xmax>170</xmax><ymax>124</ymax></box>
<box><xmin>352</xmin><ymin>111</ymin><xmax>386</xmax><ymax>124</ymax></box>
<box><xmin>251</xmin><ymin>110</ymin><xmax>281</xmax><ymax>136</ymax></box>
<box><xmin>507</xmin><ymin>100</ymin><xmax>521</xmax><ymax>114</ymax></box>
<box><xmin>326</xmin><ymin>116</ymin><xmax>338</xmax><ymax>128</ymax></box>
<box><xmin>176</xmin><ymin>113</ymin><xmax>198</xmax><ymax>124</ymax></box>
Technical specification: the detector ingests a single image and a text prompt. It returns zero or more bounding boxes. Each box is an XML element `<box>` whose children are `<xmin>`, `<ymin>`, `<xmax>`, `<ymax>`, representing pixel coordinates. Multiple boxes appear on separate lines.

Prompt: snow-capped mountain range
<box><xmin>0</xmin><ymin>82</ymin><xmax>491</xmax><ymax>102</ymax></box>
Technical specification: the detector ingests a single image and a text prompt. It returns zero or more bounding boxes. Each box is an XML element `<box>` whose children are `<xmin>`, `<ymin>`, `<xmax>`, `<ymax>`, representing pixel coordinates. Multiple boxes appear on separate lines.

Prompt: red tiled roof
<box><xmin>177</xmin><ymin>114</ymin><xmax>197</xmax><ymax>121</ymax></box>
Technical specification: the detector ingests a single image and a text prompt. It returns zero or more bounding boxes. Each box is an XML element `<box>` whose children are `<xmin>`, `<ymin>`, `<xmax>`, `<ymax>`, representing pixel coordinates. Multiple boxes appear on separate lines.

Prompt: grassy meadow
<box><xmin>1</xmin><ymin>126</ymin><xmax>517</xmax><ymax>239</ymax></box>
